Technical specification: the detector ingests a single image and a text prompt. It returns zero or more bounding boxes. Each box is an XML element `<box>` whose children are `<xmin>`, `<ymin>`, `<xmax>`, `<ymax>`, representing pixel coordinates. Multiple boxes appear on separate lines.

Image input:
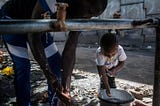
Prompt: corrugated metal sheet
<box><xmin>121</xmin><ymin>0</ymin><xmax>144</xmax><ymax>5</ymax></box>
<box><xmin>121</xmin><ymin>3</ymin><xmax>145</xmax><ymax>19</ymax></box>
<box><xmin>145</xmin><ymin>0</ymin><xmax>160</xmax><ymax>15</ymax></box>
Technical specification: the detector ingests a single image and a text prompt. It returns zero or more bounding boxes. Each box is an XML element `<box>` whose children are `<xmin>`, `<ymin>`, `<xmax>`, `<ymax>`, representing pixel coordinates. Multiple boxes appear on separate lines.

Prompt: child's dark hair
<box><xmin>100</xmin><ymin>33</ymin><xmax>118</xmax><ymax>52</ymax></box>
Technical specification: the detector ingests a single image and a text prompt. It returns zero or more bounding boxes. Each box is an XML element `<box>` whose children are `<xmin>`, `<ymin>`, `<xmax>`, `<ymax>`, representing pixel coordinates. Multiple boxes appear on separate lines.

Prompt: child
<box><xmin>96</xmin><ymin>33</ymin><xmax>127</xmax><ymax>96</ymax></box>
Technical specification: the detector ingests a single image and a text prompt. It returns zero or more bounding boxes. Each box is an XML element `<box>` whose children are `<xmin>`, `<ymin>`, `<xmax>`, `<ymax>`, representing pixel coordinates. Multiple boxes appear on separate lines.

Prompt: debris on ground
<box><xmin>0</xmin><ymin>48</ymin><xmax>153</xmax><ymax>106</ymax></box>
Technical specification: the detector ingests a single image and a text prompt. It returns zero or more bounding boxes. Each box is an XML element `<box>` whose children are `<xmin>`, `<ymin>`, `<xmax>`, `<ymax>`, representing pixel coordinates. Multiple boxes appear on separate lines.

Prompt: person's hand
<box><xmin>106</xmin><ymin>89</ymin><xmax>111</xmax><ymax>97</ymax></box>
<box><xmin>58</xmin><ymin>90</ymin><xmax>80</xmax><ymax>106</ymax></box>
<box><xmin>109</xmin><ymin>69</ymin><xmax>117</xmax><ymax>77</ymax></box>
<box><xmin>106</xmin><ymin>70</ymin><xmax>115</xmax><ymax>77</ymax></box>
<box><xmin>106</xmin><ymin>71</ymin><xmax>112</xmax><ymax>77</ymax></box>
<box><xmin>51</xmin><ymin>79</ymin><xmax>72</xmax><ymax>105</ymax></box>
<box><xmin>57</xmin><ymin>91</ymin><xmax>72</xmax><ymax>106</ymax></box>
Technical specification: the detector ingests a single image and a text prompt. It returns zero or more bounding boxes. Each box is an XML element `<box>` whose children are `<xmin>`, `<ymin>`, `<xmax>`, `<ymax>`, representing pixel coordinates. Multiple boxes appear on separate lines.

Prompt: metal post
<box><xmin>153</xmin><ymin>21</ymin><xmax>160</xmax><ymax>106</ymax></box>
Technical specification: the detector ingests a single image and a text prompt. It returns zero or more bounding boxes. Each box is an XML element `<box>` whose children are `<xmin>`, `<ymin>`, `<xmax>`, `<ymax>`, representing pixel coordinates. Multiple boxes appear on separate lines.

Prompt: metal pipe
<box><xmin>66</xmin><ymin>18</ymin><xmax>156</xmax><ymax>31</ymax></box>
<box><xmin>0</xmin><ymin>19</ymin><xmax>54</xmax><ymax>34</ymax></box>
<box><xmin>153</xmin><ymin>25</ymin><xmax>160</xmax><ymax>106</ymax></box>
<box><xmin>0</xmin><ymin>19</ymin><xmax>158</xmax><ymax>34</ymax></box>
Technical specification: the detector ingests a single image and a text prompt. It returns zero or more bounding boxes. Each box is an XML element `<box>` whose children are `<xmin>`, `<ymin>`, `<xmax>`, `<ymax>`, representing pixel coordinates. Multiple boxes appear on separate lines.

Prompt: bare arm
<box><xmin>97</xmin><ymin>65</ymin><xmax>111</xmax><ymax>96</ymax></box>
<box><xmin>110</xmin><ymin>61</ymin><xmax>125</xmax><ymax>77</ymax></box>
<box><xmin>29</xmin><ymin>1</ymin><xmax>71</xmax><ymax>105</ymax></box>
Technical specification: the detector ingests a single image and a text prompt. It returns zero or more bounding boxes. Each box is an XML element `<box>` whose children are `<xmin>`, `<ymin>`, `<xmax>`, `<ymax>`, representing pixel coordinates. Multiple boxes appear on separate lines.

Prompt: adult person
<box><xmin>0</xmin><ymin>0</ymin><xmax>108</xmax><ymax>105</ymax></box>
<box><xmin>0</xmin><ymin>0</ymin><xmax>63</xmax><ymax>105</ymax></box>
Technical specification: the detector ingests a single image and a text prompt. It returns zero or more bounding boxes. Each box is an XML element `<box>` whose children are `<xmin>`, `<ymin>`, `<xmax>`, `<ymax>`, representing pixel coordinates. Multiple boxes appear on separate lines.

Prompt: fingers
<box><xmin>58</xmin><ymin>92</ymin><xmax>72</xmax><ymax>106</ymax></box>
<box><xmin>107</xmin><ymin>69</ymin><xmax>116</xmax><ymax>77</ymax></box>
<box><xmin>106</xmin><ymin>90</ymin><xmax>112</xmax><ymax>97</ymax></box>
<box><xmin>106</xmin><ymin>71</ymin><xmax>113</xmax><ymax>77</ymax></box>
<box><xmin>56</xmin><ymin>89</ymin><xmax>73</xmax><ymax>105</ymax></box>
<box><xmin>52</xmin><ymin>80</ymin><xmax>72</xmax><ymax>105</ymax></box>
<box><xmin>58</xmin><ymin>91</ymin><xmax>80</xmax><ymax>106</ymax></box>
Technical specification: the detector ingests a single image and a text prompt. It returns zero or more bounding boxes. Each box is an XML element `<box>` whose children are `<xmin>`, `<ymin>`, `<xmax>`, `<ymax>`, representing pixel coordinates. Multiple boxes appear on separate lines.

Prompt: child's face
<box><xmin>101</xmin><ymin>45</ymin><xmax>118</xmax><ymax>58</ymax></box>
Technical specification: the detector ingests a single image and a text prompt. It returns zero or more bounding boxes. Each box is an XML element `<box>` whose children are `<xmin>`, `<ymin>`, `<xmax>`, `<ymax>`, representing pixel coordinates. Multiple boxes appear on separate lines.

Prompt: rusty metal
<box><xmin>53</xmin><ymin>3</ymin><xmax>68</xmax><ymax>31</ymax></box>
<box><xmin>56</xmin><ymin>3</ymin><xmax>68</xmax><ymax>21</ymax></box>
<box><xmin>0</xmin><ymin>18</ymin><xmax>158</xmax><ymax>34</ymax></box>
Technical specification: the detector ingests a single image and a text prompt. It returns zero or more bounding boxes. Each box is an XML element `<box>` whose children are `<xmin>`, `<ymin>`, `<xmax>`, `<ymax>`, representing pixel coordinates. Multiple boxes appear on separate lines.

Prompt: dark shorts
<box><xmin>100</xmin><ymin>76</ymin><xmax>116</xmax><ymax>89</ymax></box>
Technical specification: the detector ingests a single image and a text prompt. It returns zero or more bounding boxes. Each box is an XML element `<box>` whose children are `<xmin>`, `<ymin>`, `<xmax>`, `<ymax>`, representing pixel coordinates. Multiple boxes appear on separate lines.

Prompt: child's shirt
<box><xmin>96</xmin><ymin>45</ymin><xmax>127</xmax><ymax>69</ymax></box>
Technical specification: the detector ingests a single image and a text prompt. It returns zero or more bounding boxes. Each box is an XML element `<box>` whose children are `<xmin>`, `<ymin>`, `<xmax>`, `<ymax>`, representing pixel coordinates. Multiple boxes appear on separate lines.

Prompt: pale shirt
<box><xmin>96</xmin><ymin>45</ymin><xmax>127</xmax><ymax>69</ymax></box>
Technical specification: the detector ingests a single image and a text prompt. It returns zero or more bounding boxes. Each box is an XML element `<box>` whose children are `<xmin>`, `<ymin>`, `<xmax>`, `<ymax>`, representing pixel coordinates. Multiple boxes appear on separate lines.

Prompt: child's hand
<box><xmin>106</xmin><ymin>70</ymin><xmax>115</xmax><ymax>77</ymax></box>
<box><xmin>109</xmin><ymin>69</ymin><xmax>117</xmax><ymax>77</ymax></box>
<box><xmin>106</xmin><ymin>69</ymin><xmax>113</xmax><ymax>77</ymax></box>
<box><xmin>106</xmin><ymin>89</ymin><xmax>111</xmax><ymax>97</ymax></box>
